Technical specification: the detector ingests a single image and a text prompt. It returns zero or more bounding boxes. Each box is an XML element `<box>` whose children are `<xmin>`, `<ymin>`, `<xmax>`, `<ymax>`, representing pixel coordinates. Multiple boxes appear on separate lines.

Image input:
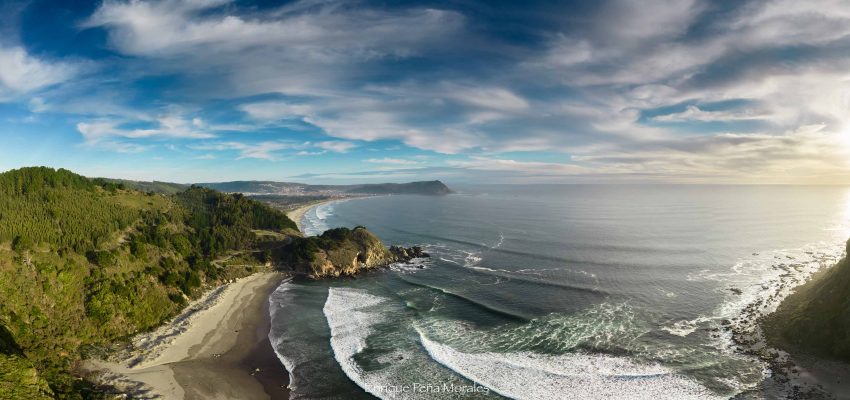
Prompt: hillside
<box><xmin>0</xmin><ymin>167</ymin><xmax>297</xmax><ymax>399</ymax></box>
<box><xmin>100</xmin><ymin>179</ymin><xmax>188</xmax><ymax>195</ymax></box>
<box><xmin>198</xmin><ymin>179</ymin><xmax>452</xmax><ymax>196</ymax></box>
<box><xmin>0</xmin><ymin>167</ymin><xmax>428</xmax><ymax>399</ymax></box>
<box><xmin>762</xmin><ymin>239</ymin><xmax>850</xmax><ymax>360</ymax></box>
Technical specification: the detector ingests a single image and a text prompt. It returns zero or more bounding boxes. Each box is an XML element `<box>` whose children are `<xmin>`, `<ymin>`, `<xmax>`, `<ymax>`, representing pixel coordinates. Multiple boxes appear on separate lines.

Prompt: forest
<box><xmin>0</xmin><ymin>167</ymin><xmax>296</xmax><ymax>399</ymax></box>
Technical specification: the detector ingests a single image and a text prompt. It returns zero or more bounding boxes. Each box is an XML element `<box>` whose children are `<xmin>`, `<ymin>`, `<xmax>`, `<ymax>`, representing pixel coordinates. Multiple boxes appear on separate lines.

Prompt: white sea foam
<box><xmin>267</xmin><ymin>281</ymin><xmax>303</xmax><ymax>394</ymax></box>
<box><xmin>418</xmin><ymin>302</ymin><xmax>644</xmax><ymax>354</ymax></box>
<box><xmin>389</xmin><ymin>257</ymin><xmax>431</xmax><ymax>273</ymax></box>
<box><xmin>323</xmin><ymin>288</ymin><xmax>406</xmax><ymax>399</ymax></box>
<box><xmin>302</xmin><ymin>200</ymin><xmax>350</xmax><ymax>236</ymax></box>
<box><xmin>662</xmin><ymin>316</ymin><xmax>712</xmax><ymax>337</ymax></box>
<box><xmin>683</xmin><ymin>242</ymin><xmax>845</xmax><ymax>356</ymax></box>
<box><xmin>323</xmin><ymin>287</ymin><xmax>479</xmax><ymax>399</ymax></box>
<box><xmin>491</xmin><ymin>231</ymin><xmax>505</xmax><ymax>249</ymax></box>
<box><xmin>417</xmin><ymin>332</ymin><xmax>724</xmax><ymax>400</ymax></box>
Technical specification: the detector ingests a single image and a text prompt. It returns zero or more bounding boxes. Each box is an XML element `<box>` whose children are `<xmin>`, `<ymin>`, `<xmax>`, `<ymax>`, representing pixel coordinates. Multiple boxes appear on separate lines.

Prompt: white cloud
<box><xmin>365</xmin><ymin>157</ymin><xmax>419</xmax><ymax>165</ymax></box>
<box><xmin>28</xmin><ymin>97</ymin><xmax>48</xmax><ymax>113</ymax></box>
<box><xmin>76</xmin><ymin>114</ymin><xmax>215</xmax><ymax>145</ymax></box>
<box><xmin>296</xmin><ymin>150</ymin><xmax>326</xmax><ymax>156</ymax></box>
<box><xmin>653</xmin><ymin>105</ymin><xmax>770</xmax><ymax>122</ymax></box>
<box><xmin>0</xmin><ymin>46</ymin><xmax>75</xmax><ymax>99</ymax></box>
<box><xmin>448</xmin><ymin>157</ymin><xmax>592</xmax><ymax>176</ymax></box>
<box><xmin>444</xmin><ymin>85</ymin><xmax>529</xmax><ymax>112</ymax></box>
<box><xmin>241</xmin><ymin>102</ymin><xmax>314</xmax><ymax>120</ymax></box>
<box><xmin>66</xmin><ymin>0</ymin><xmax>850</xmax><ymax>182</ymax></box>
<box><xmin>190</xmin><ymin>141</ymin><xmax>291</xmax><ymax>160</ymax></box>
<box><xmin>85</xmin><ymin>0</ymin><xmax>464</xmax><ymax>97</ymax></box>
<box><xmin>315</xmin><ymin>140</ymin><xmax>356</xmax><ymax>153</ymax></box>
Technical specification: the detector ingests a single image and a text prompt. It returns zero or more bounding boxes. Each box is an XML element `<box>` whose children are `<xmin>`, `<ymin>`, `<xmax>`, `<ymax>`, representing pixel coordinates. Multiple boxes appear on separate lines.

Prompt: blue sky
<box><xmin>2</xmin><ymin>0</ymin><xmax>850</xmax><ymax>184</ymax></box>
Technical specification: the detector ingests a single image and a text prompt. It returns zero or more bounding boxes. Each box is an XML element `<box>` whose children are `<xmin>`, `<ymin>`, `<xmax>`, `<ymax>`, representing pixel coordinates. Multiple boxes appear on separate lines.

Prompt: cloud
<box><xmin>76</xmin><ymin>114</ymin><xmax>215</xmax><ymax>145</ymax></box>
<box><xmin>653</xmin><ymin>105</ymin><xmax>770</xmax><ymax>123</ymax></box>
<box><xmin>448</xmin><ymin>157</ymin><xmax>593</xmax><ymax>176</ymax></box>
<box><xmin>0</xmin><ymin>46</ymin><xmax>75</xmax><ymax>100</ymax></box>
<box><xmin>570</xmin><ymin>124</ymin><xmax>850</xmax><ymax>183</ymax></box>
<box><xmin>315</xmin><ymin>140</ymin><xmax>356</xmax><ymax>153</ymax></box>
<box><xmin>444</xmin><ymin>85</ymin><xmax>529</xmax><ymax>112</ymax></box>
<box><xmin>23</xmin><ymin>0</ymin><xmax>850</xmax><ymax>182</ymax></box>
<box><xmin>28</xmin><ymin>97</ymin><xmax>48</xmax><ymax>113</ymax></box>
<box><xmin>365</xmin><ymin>157</ymin><xmax>420</xmax><ymax>165</ymax></box>
<box><xmin>240</xmin><ymin>102</ymin><xmax>314</xmax><ymax>120</ymax></box>
<box><xmin>296</xmin><ymin>150</ymin><xmax>326</xmax><ymax>156</ymax></box>
<box><xmin>84</xmin><ymin>0</ymin><xmax>464</xmax><ymax>97</ymax></box>
<box><xmin>190</xmin><ymin>141</ymin><xmax>291</xmax><ymax>160</ymax></box>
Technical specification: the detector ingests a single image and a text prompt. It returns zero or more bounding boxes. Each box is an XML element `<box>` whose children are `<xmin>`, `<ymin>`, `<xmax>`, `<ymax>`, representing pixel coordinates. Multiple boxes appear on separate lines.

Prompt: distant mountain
<box><xmin>342</xmin><ymin>181</ymin><xmax>453</xmax><ymax>195</ymax></box>
<box><xmin>197</xmin><ymin>180</ymin><xmax>452</xmax><ymax>196</ymax></box>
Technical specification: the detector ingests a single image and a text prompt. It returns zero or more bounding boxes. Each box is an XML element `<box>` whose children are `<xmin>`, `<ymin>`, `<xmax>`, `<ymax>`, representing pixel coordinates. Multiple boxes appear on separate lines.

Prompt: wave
<box><xmin>268</xmin><ymin>281</ymin><xmax>305</xmax><ymax>396</ymax></box>
<box><xmin>302</xmin><ymin>200</ymin><xmax>350</xmax><ymax>236</ymax></box>
<box><xmin>426</xmin><ymin>244</ymin><xmax>603</xmax><ymax>293</ymax></box>
<box><xmin>396</xmin><ymin>277</ymin><xmax>531</xmax><ymax>322</ymax></box>
<box><xmin>323</xmin><ymin>287</ymin><xmax>488</xmax><ymax>399</ymax></box>
<box><xmin>415</xmin><ymin>301</ymin><xmax>646</xmax><ymax>354</ymax></box>
<box><xmin>661</xmin><ymin>316</ymin><xmax>713</xmax><ymax>337</ymax></box>
<box><xmin>417</xmin><ymin>332</ymin><xmax>725</xmax><ymax>400</ymax></box>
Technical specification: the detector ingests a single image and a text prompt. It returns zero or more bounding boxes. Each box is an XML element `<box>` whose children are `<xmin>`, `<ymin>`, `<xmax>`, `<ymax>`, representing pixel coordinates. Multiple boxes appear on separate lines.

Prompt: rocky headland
<box><xmin>277</xmin><ymin>226</ymin><xmax>429</xmax><ymax>279</ymax></box>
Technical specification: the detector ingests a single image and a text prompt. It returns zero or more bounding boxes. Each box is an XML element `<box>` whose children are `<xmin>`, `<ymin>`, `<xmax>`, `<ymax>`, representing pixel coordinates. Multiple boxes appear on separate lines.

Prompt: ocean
<box><xmin>268</xmin><ymin>185</ymin><xmax>850</xmax><ymax>399</ymax></box>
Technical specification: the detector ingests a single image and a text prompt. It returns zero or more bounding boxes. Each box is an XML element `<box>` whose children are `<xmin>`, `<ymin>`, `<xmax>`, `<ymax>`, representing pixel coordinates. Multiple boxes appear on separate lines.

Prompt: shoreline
<box><xmin>286</xmin><ymin>198</ymin><xmax>343</xmax><ymax>233</ymax></box>
<box><xmin>84</xmin><ymin>272</ymin><xmax>290</xmax><ymax>399</ymax></box>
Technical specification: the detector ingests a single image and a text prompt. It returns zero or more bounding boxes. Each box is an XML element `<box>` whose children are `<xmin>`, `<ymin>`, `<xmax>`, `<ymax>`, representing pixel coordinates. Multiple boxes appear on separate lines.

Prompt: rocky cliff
<box><xmin>280</xmin><ymin>226</ymin><xmax>428</xmax><ymax>279</ymax></box>
<box><xmin>762</xmin><ymin>239</ymin><xmax>850</xmax><ymax>361</ymax></box>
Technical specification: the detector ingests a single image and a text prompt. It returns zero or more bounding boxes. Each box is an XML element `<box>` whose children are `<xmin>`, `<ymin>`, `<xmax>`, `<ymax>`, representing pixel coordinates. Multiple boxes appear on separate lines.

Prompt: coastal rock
<box><xmin>281</xmin><ymin>226</ymin><xmax>428</xmax><ymax>279</ymax></box>
<box><xmin>389</xmin><ymin>245</ymin><xmax>430</xmax><ymax>261</ymax></box>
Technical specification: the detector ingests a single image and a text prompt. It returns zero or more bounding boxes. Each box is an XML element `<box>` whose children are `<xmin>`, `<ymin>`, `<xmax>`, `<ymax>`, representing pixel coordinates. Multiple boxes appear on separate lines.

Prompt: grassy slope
<box><xmin>762</xmin><ymin>240</ymin><xmax>850</xmax><ymax>361</ymax></box>
<box><xmin>0</xmin><ymin>168</ymin><xmax>296</xmax><ymax>399</ymax></box>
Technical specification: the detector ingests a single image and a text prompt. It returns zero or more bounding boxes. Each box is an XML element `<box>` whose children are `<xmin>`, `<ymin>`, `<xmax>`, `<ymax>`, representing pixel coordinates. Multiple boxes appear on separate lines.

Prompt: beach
<box><xmin>84</xmin><ymin>272</ymin><xmax>290</xmax><ymax>400</ymax></box>
<box><xmin>286</xmin><ymin>199</ymin><xmax>339</xmax><ymax>232</ymax></box>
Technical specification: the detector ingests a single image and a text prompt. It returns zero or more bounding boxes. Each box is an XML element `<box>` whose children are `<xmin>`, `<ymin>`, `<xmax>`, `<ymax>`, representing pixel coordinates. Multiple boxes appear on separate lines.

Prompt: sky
<box><xmin>2</xmin><ymin>0</ymin><xmax>850</xmax><ymax>184</ymax></box>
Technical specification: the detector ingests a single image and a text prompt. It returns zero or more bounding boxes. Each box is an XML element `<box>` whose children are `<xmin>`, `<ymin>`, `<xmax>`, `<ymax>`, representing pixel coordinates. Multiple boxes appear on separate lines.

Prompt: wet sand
<box><xmin>85</xmin><ymin>272</ymin><xmax>290</xmax><ymax>399</ymax></box>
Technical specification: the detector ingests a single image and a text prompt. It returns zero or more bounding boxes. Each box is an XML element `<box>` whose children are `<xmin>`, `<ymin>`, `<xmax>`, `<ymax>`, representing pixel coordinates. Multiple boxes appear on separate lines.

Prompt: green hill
<box><xmin>0</xmin><ymin>167</ymin><xmax>297</xmax><ymax>399</ymax></box>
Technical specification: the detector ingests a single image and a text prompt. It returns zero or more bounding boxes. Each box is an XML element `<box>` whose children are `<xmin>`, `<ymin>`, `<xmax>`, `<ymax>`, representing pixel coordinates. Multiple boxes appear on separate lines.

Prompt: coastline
<box><xmin>286</xmin><ymin>198</ymin><xmax>342</xmax><ymax>233</ymax></box>
<box><xmin>84</xmin><ymin>272</ymin><xmax>290</xmax><ymax>399</ymax></box>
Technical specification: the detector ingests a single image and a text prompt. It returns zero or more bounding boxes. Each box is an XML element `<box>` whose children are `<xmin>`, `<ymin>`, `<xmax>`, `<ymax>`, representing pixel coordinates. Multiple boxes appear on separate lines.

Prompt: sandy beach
<box><xmin>84</xmin><ymin>272</ymin><xmax>290</xmax><ymax>400</ymax></box>
<box><xmin>286</xmin><ymin>198</ymin><xmax>340</xmax><ymax>233</ymax></box>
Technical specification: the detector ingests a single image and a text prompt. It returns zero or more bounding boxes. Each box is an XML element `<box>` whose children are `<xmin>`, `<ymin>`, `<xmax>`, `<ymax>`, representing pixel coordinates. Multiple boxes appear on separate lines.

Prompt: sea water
<box><xmin>269</xmin><ymin>185</ymin><xmax>850</xmax><ymax>399</ymax></box>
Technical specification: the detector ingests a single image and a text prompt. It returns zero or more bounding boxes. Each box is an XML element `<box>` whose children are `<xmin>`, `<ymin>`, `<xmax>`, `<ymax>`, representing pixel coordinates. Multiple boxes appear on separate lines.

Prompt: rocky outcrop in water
<box><xmin>280</xmin><ymin>226</ymin><xmax>429</xmax><ymax>279</ymax></box>
<box><xmin>389</xmin><ymin>245</ymin><xmax>429</xmax><ymax>260</ymax></box>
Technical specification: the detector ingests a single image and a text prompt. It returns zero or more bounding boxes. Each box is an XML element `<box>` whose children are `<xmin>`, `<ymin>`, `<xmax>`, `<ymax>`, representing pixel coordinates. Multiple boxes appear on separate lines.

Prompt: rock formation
<box><xmin>282</xmin><ymin>226</ymin><xmax>429</xmax><ymax>279</ymax></box>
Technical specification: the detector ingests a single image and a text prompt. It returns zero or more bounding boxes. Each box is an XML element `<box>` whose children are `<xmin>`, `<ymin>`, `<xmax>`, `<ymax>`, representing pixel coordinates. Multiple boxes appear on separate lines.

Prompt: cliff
<box><xmin>280</xmin><ymin>226</ymin><xmax>428</xmax><ymax>278</ymax></box>
<box><xmin>762</xmin><ymin>239</ymin><xmax>850</xmax><ymax>361</ymax></box>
